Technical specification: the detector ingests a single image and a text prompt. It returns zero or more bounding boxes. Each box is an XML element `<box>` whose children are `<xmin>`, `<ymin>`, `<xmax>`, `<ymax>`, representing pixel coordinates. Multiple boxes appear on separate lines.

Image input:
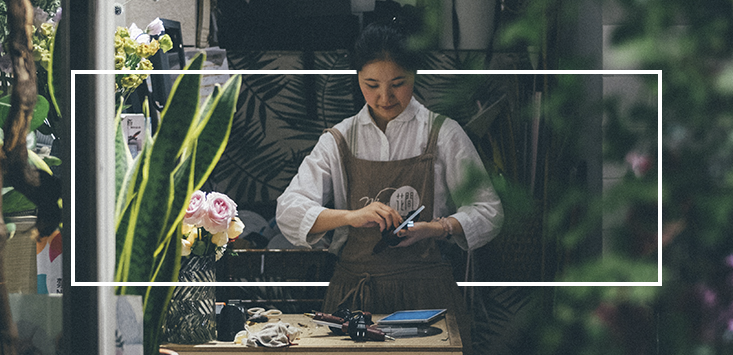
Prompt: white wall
<box><xmin>115</xmin><ymin>0</ymin><xmax>199</xmax><ymax>47</ymax></box>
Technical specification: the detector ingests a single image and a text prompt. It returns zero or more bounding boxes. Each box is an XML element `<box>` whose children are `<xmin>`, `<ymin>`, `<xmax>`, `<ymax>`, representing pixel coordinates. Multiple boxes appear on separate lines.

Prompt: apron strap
<box><xmin>325</xmin><ymin>128</ymin><xmax>352</xmax><ymax>161</ymax></box>
<box><xmin>425</xmin><ymin>113</ymin><xmax>447</xmax><ymax>157</ymax></box>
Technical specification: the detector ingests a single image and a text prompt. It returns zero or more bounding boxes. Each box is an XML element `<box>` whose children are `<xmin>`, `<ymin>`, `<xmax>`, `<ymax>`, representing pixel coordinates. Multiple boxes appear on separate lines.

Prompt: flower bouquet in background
<box><xmin>114</xmin><ymin>17</ymin><xmax>173</xmax><ymax>107</ymax></box>
<box><xmin>0</xmin><ymin>6</ymin><xmax>61</xmax><ymax>74</ymax></box>
<box><xmin>181</xmin><ymin>190</ymin><xmax>244</xmax><ymax>261</ymax></box>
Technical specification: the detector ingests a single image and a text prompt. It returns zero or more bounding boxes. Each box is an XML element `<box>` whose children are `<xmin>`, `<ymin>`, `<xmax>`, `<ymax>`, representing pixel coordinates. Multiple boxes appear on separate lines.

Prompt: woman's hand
<box><xmin>393</xmin><ymin>221</ymin><xmax>444</xmax><ymax>247</ymax></box>
<box><xmin>347</xmin><ymin>202</ymin><xmax>403</xmax><ymax>231</ymax></box>
<box><xmin>309</xmin><ymin>202</ymin><xmax>402</xmax><ymax>235</ymax></box>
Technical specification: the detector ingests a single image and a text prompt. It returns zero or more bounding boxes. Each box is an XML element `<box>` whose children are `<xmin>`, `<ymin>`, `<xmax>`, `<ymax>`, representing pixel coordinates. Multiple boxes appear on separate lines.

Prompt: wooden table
<box><xmin>162</xmin><ymin>313</ymin><xmax>463</xmax><ymax>354</ymax></box>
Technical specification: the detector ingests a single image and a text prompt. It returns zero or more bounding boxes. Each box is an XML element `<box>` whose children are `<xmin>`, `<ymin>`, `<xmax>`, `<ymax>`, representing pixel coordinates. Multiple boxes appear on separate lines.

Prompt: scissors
<box><xmin>247</xmin><ymin>307</ymin><xmax>283</xmax><ymax>323</ymax></box>
<box><xmin>372</xmin><ymin>205</ymin><xmax>425</xmax><ymax>254</ymax></box>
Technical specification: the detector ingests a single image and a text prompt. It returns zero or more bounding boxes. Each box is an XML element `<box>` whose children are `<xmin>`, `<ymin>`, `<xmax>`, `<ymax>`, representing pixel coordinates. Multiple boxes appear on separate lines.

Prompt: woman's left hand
<box><xmin>393</xmin><ymin>221</ymin><xmax>443</xmax><ymax>247</ymax></box>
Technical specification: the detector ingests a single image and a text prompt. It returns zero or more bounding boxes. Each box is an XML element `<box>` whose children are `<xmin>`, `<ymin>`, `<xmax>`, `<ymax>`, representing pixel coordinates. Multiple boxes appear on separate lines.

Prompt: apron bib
<box><xmin>322</xmin><ymin>114</ymin><xmax>460</xmax><ymax>313</ymax></box>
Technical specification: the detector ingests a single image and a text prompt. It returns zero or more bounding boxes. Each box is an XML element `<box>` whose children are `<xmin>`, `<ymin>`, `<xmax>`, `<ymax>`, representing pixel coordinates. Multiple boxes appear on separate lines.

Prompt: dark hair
<box><xmin>352</xmin><ymin>21</ymin><xmax>419</xmax><ymax>73</ymax></box>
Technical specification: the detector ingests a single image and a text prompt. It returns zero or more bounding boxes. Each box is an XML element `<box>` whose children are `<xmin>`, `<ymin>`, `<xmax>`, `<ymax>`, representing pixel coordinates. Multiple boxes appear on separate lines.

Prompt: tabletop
<box><xmin>162</xmin><ymin>312</ymin><xmax>463</xmax><ymax>354</ymax></box>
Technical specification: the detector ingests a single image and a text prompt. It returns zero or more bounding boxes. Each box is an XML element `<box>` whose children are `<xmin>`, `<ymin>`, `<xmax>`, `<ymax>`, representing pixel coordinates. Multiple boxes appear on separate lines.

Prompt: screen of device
<box><xmin>376</xmin><ymin>309</ymin><xmax>447</xmax><ymax>324</ymax></box>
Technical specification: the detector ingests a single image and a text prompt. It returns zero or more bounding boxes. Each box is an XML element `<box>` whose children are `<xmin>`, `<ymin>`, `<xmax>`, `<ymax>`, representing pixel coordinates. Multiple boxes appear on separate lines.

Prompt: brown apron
<box><xmin>322</xmin><ymin>114</ymin><xmax>472</xmax><ymax>353</ymax></box>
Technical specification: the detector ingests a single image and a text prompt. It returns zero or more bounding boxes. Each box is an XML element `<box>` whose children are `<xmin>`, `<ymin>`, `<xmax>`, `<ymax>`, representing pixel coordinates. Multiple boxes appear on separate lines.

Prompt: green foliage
<box><xmin>0</xmin><ymin>94</ymin><xmax>49</xmax><ymax>132</ymax></box>
<box><xmin>1</xmin><ymin>187</ymin><xmax>35</xmax><ymax>214</ymax></box>
<box><xmin>114</xmin><ymin>51</ymin><xmax>241</xmax><ymax>355</ymax></box>
<box><xmin>492</xmin><ymin>0</ymin><xmax>733</xmax><ymax>353</ymax></box>
<box><xmin>0</xmin><ymin>93</ymin><xmax>54</xmax><ymax>217</ymax></box>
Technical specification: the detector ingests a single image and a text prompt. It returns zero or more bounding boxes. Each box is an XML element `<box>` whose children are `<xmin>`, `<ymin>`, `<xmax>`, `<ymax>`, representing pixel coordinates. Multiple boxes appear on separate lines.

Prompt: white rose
<box><xmin>211</xmin><ymin>231</ymin><xmax>228</xmax><ymax>247</ymax></box>
<box><xmin>181</xmin><ymin>239</ymin><xmax>192</xmax><ymax>256</ymax></box>
<box><xmin>227</xmin><ymin>217</ymin><xmax>245</xmax><ymax>240</ymax></box>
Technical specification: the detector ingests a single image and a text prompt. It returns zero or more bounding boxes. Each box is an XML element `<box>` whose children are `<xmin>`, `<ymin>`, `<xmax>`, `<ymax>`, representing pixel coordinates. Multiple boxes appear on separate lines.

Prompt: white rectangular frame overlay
<box><xmin>71</xmin><ymin>69</ymin><xmax>662</xmax><ymax>287</ymax></box>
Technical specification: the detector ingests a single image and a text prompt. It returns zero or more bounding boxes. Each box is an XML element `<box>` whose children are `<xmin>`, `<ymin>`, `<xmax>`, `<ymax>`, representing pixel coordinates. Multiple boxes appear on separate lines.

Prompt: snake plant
<box><xmin>114</xmin><ymin>51</ymin><xmax>241</xmax><ymax>355</ymax></box>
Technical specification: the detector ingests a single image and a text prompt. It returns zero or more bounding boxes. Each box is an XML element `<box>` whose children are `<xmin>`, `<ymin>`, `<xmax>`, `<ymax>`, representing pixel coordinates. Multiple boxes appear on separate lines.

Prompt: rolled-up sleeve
<box><xmin>276</xmin><ymin>133</ymin><xmax>340</xmax><ymax>248</ymax></box>
<box><xmin>437</xmin><ymin>120</ymin><xmax>504</xmax><ymax>251</ymax></box>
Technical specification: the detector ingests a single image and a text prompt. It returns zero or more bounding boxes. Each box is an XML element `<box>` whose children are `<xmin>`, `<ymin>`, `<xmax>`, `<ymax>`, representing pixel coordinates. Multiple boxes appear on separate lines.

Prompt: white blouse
<box><xmin>276</xmin><ymin>97</ymin><xmax>504</xmax><ymax>254</ymax></box>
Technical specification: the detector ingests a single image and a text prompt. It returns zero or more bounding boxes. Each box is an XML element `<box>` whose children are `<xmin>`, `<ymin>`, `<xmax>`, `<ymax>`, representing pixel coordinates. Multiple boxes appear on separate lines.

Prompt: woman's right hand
<box><xmin>346</xmin><ymin>202</ymin><xmax>403</xmax><ymax>232</ymax></box>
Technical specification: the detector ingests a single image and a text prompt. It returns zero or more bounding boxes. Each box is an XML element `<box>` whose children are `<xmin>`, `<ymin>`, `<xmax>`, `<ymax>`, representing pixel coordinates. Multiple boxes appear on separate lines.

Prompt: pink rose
<box><xmin>626</xmin><ymin>151</ymin><xmax>652</xmax><ymax>178</ymax></box>
<box><xmin>202</xmin><ymin>192</ymin><xmax>237</xmax><ymax>234</ymax></box>
<box><xmin>183</xmin><ymin>190</ymin><xmax>207</xmax><ymax>226</ymax></box>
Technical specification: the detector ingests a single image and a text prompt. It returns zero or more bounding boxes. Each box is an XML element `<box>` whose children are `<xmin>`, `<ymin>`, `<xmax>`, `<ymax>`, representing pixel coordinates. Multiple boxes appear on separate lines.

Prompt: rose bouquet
<box><xmin>114</xmin><ymin>17</ymin><xmax>173</xmax><ymax>106</ymax></box>
<box><xmin>181</xmin><ymin>190</ymin><xmax>244</xmax><ymax>260</ymax></box>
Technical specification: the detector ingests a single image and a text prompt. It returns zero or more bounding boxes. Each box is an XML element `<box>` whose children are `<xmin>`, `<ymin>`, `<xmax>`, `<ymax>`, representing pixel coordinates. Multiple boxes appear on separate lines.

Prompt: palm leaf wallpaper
<box><xmin>208</xmin><ymin>50</ymin><xmax>512</xmax><ymax>211</ymax></box>
<box><xmin>207</xmin><ymin>50</ymin><xmax>356</xmax><ymax>207</ymax></box>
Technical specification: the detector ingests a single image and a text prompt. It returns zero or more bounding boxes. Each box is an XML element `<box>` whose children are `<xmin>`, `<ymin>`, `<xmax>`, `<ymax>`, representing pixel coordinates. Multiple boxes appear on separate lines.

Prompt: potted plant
<box><xmin>114</xmin><ymin>50</ymin><xmax>241</xmax><ymax>354</ymax></box>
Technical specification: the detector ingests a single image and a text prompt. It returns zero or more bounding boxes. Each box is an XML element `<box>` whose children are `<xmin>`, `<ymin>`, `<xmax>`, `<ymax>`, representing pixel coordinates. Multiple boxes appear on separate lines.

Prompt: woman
<box><xmin>276</xmin><ymin>22</ymin><xmax>503</xmax><ymax>351</ymax></box>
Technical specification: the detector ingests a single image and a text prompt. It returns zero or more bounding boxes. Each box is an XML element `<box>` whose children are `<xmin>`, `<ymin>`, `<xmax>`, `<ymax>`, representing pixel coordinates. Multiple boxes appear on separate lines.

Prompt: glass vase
<box><xmin>162</xmin><ymin>254</ymin><xmax>216</xmax><ymax>344</ymax></box>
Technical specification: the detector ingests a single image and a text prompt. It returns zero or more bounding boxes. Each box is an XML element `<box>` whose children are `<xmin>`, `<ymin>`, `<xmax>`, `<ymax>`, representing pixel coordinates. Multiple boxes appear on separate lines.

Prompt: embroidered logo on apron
<box><xmin>389</xmin><ymin>185</ymin><xmax>420</xmax><ymax>217</ymax></box>
<box><xmin>357</xmin><ymin>185</ymin><xmax>421</xmax><ymax>217</ymax></box>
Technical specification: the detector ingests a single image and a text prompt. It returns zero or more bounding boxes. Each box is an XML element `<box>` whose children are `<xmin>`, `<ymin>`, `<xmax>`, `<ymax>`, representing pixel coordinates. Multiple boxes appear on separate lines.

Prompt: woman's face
<box><xmin>358</xmin><ymin>60</ymin><xmax>415</xmax><ymax>125</ymax></box>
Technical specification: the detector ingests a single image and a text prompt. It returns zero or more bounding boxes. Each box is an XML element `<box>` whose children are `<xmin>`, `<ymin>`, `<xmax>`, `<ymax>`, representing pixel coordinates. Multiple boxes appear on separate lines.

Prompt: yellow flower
<box><xmin>136</xmin><ymin>40</ymin><xmax>160</xmax><ymax>58</ymax></box>
<box><xmin>123</xmin><ymin>37</ymin><xmax>137</xmax><ymax>55</ymax></box>
<box><xmin>40</xmin><ymin>22</ymin><xmax>54</xmax><ymax>37</ymax></box>
<box><xmin>137</xmin><ymin>58</ymin><xmax>153</xmax><ymax>71</ymax></box>
<box><xmin>40</xmin><ymin>52</ymin><xmax>51</xmax><ymax>70</ymax></box>
<box><xmin>33</xmin><ymin>45</ymin><xmax>45</xmax><ymax>61</ymax></box>
<box><xmin>158</xmin><ymin>34</ymin><xmax>173</xmax><ymax>53</ymax></box>
<box><xmin>115</xmin><ymin>55</ymin><xmax>125</xmax><ymax>69</ymax></box>
<box><xmin>120</xmin><ymin>74</ymin><xmax>142</xmax><ymax>89</ymax></box>
<box><xmin>116</xmin><ymin>26</ymin><xmax>130</xmax><ymax>38</ymax></box>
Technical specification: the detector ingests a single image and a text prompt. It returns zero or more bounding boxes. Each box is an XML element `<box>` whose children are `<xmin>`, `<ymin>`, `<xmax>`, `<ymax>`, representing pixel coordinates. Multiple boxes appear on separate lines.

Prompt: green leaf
<box><xmin>114</xmin><ymin>102</ymin><xmax>132</xmax><ymax>200</ymax></box>
<box><xmin>47</xmin><ymin>24</ymin><xmax>61</xmax><ymax>119</ymax></box>
<box><xmin>115</xmin><ymin>117</ymin><xmax>149</xmax><ymax>285</ymax></box>
<box><xmin>27</xmin><ymin>149</ymin><xmax>52</xmax><ymax>175</ymax></box>
<box><xmin>1</xmin><ymin>188</ymin><xmax>36</xmax><ymax>215</ymax></box>
<box><xmin>6</xmin><ymin>223</ymin><xmax>16</xmax><ymax>239</ymax></box>
<box><xmin>159</xmin><ymin>143</ymin><xmax>195</xmax><ymax>254</ymax></box>
<box><xmin>114</xmin><ymin>192</ymin><xmax>135</xmax><ymax>285</ymax></box>
<box><xmin>32</xmin><ymin>96</ymin><xmax>50</xmax><ymax>132</ymax></box>
<box><xmin>142</xmin><ymin>230</ymin><xmax>180</xmax><ymax>355</ymax></box>
<box><xmin>0</xmin><ymin>94</ymin><xmax>50</xmax><ymax>133</ymax></box>
<box><xmin>191</xmin><ymin>75</ymin><xmax>241</xmax><ymax>189</ymax></box>
<box><xmin>191</xmin><ymin>239</ymin><xmax>207</xmax><ymax>255</ymax></box>
<box><xmin>120</xmin><ymin>52</ymin><xmax>205</xmax><ymax>284</ymax></box>
<box><xmin>42</xmin><ymin>155</ymin><xmax>61</xmax><ymax>166</ymax></box>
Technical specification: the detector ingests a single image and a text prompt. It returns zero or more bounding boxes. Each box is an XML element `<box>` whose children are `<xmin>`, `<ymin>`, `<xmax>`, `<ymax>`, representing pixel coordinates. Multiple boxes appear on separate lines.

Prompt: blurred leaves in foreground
<box><xmin>488</xmin><ymin>0</ymin><xmax>733</xmax><ymax>353</ymax></box>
